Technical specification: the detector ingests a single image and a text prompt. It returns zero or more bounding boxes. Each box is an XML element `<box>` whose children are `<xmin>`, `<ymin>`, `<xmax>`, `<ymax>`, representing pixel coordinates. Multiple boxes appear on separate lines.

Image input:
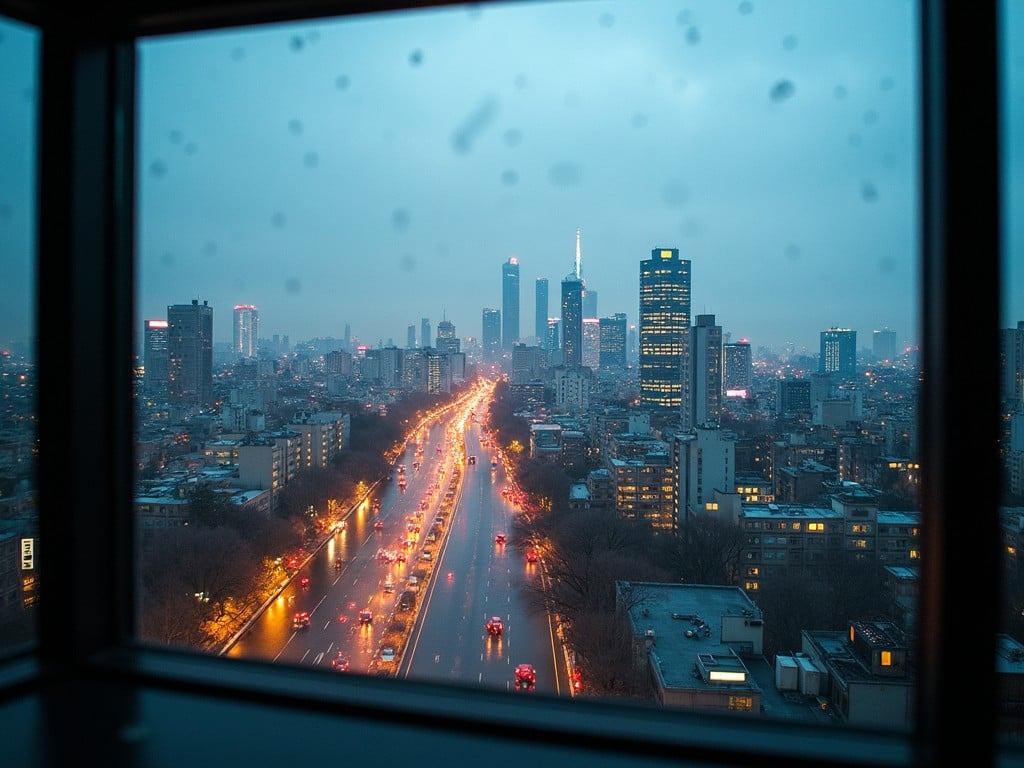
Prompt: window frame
<box><xmin>0</xmin><ymin>1</ymin><xmax>1005</xmax><ymax>767</ymax></box>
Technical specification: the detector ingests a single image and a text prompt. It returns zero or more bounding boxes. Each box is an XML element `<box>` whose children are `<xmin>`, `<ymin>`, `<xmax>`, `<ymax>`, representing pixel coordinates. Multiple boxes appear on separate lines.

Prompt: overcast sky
<box><xmin>2</xmin><ymin>0</ymin><xmax>1022</xmax><ymax>357</ymax></box>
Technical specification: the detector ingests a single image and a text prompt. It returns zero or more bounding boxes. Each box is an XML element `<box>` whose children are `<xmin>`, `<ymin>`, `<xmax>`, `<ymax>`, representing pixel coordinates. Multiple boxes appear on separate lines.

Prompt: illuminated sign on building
<box><xmin>21</xmin><ymin>538</ymin><xmax>34</xmax><ymax>570</ymax></box>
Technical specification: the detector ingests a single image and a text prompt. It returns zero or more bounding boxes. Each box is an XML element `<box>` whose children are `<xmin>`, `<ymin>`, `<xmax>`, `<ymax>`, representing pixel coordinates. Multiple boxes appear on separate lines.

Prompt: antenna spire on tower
<box><xmin>574</xmin><ymin>227</ymin><xmax>582</xmax><ymax>280</ymax></box>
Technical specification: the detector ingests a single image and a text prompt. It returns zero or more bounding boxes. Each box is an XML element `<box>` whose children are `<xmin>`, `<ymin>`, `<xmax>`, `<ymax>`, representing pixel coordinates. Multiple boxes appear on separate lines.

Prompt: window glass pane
<box><xmin>1001</xmin><ymin>0</ymin><xmax>1024</xmax><ymax>747</ymax></box>
<box><xmin>135</xmin><ymin>0</ymin><xmax>919</xmax><ymax>732</ymax></box>
<box><xmin>0</xmin><ymin>14</ymin><xmax>38</xmax><ymax>654</ymax></box>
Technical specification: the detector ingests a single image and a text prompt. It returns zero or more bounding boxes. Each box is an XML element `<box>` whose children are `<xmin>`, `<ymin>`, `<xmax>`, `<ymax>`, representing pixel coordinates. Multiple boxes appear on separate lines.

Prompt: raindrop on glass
<box><xmin>503</xmin><ymin>129</ymin><xmax>522</xmax><ymax>147</ymax></box>
<box><xmin>500</xmin><ymin>170</ymin><xmax>519</xmax><ymax>186</ymax></box>
<box><xmin>336</xmin><ymin>75</ymin><xmax>350</xmax><ymax>90</ymax></box>
<box><xmin>289</xmin><ymin>119</ymin><xmax>303</xmax><ymax>135</ymax></box>
<box><xmin>149</xmin><ymin>160</ymin><xmax>168</xmax><ymax>177</ymax></box>
<box><xmin>782</xmin><ymin>34</ymin><xmax>798</xmax><ymax>51</ymax></box>
<box><xmin>304</xmin><ymin>152</ymin><xmax>319</xmax><ymax>168</ymax></box>
<box><xmin>860</xmin><ymin>182</ymin><xmax>879</xmax><ymax>202</ymax></box>
<box><xmin>392</xmin><ymin>209</ymin><xmax>411</xmax><ymax>231</ymax></box>
<box><xmin>738</xmin><ymin>1</ymin><xmax>754</xmax><ymax>15</ymax></box>
<box><xmin>409</xmin><ymin>49</ymin><xmax>424</xmax><ymax>66</ymax></box>
<box><xmin>769</xmin><ymin>80</ymin><xmax>795</xmax><ymax>102</ymax></box>
<box><xmin>686</xmin><ymin>26</ymin><xmax>701</xmax><ymax>45</ymax></box>
<box><xmin>285</xmin><ymin>277</ymin><xmax>302</xmax><ymax>294</ymax></box>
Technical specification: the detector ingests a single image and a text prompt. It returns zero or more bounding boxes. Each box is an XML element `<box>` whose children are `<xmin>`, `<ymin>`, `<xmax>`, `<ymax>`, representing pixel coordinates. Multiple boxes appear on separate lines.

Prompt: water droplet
<box><xmin>598</xmin><ymin>13</ymin><xmax>615</xmax><ymax>28</ymax></box>
<box><xmin>770</xmin><ymin>80</ymin><xmax>795</xmax><ymax>102</ymax></box>
<box><xmin>169</xmin><ymin>129</ymin><xmax>183</xmax><ymax>144</ymax></box>
<box><xmin>409</xmin><ymin>49</ymin><xmax>424</xmax><ymax>66</ymax></box>
<box><xmin>676</xmin><ymin>10</ymin><xmax>692</xmax><ymax>25</ymax></box>
<box><xmin>335</xmin><ymin>75</ymin><xmax>350</xmax><ymax>89</ymax></box>
<box><xmin>272</xmin><ymin>212</ymin><xmax>287</xmax><ymax>228</ymax></box>
<box><xmin>782</xmin><ymin>34</ymin><xmax>798</xmax><ymax>51</ymax></box>
<box><xmin>631</xmin><ymin>113</ymin><xmax>648</xmax><ymax>128</ymax></box>
<box><xmin>861</xmin><ymin>182</ymin><xmax>879</xmax><ymax>202</ymax></box>
<box><xmin>184</xmin><ymin>142</ymin><xmax>197</xmax><ymax>156</ymax></box>
<box><xmin>230</xmin><ymin>47</ymin><xmax>245</xmax><ymax>61</ymax></box>
<box><xmin>303</xmin><ymin>151</ymin><xmax>319</xmax><ymax>168</ymax></box>
<box><xmin>290</xmin><ymin>36</ymin><xmax>305</xmax><ymax>52</ymax></box>
<box><xmin>503</xmin><ymin>128</ymin><xmax>522</xmax><ymax>147</ymax></box>
<box><xmin>848</xmin><ymin>133</ymin><xmax>863</xmax><ymax>147</ymax></box>
<box><xmin>686</xmin><ymin>26</ymin><xmax>701</xmax><ymax>46</ymax></box>
<box><xmin>399</xmin><ymin>254</ymin><xmax>416</xmax><ymax>271</ymax></box>
<box><xmin>285</xmin><ymin>277</ymin><xmax>302</xmax><ymax>294</ymax></box>
<box><xmin>160</xmin><ymin>252</ymin><xmax>174</xmax><ymax>267</ymax></box>
<box><xmin>784</xmin><ymin>244</ymin><xmax>801</xmax><ymax>261</ymax></box>
<box><xmin>661</xmin><ymin>180</ymin><xmax>688</xmax><ymax>208</ymax></box>
<box><xmin>203</xmin><ymin>241</ymin><xmax>217</xmax><ymax>256</ymax></box>
<box><xmin>863</xmin><ymin>110</ymin><xmax>878</xmax><ymax>125</ymax></box>
<box><xmin>738</xmin><ymin>1</ymin><xmax>754</xmax><ymax>15</ymax></box>
<box><xmin>880</xmin><ymin>76</ymin><xmax>894</xmax><ymax>91</ymax></box>
<box><xmin>514</xmin><ymin>74</ymin><xmax>527</xmax><ymax>89</ymax></box>
<box><xmin>834</xmin><ymin>85</ymin><xmax>848</xmax><ymax>99</ymax></box>
<box><xmin>392</xmin><ymin>209</ymin><xmax>411</xmax><ymax>231</ymax></box>
<box><xmin>149</xmin><ymin>160</ymin><xmax>167</xmax><ymax>177</ymax></box>
<box><xmin>288</xmin><ymin>119</ymin><xmax>303</xmax><ymax>135</ymax></box>
<box><xmin>500</xmin><ymin>170</ymin><xmax>519</xmax><ymax>186</ymax></box>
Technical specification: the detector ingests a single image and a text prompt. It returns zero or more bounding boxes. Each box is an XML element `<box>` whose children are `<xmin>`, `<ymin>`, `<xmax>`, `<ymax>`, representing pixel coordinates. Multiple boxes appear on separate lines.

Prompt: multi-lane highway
<box><xmin>224</xmin><ymin>381</ymin><xmax>569</xmax><ymax>696</ymax></box>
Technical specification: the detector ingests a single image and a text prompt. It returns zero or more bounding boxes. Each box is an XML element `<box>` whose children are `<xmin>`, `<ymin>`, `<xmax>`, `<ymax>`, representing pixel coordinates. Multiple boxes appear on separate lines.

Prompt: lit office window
<box><xmin>135</xmin><ymin>0</ymin><xmax>920</xmax><ymax>731</ymax></box>
<box><xmin>0</xmin><ymin>14</ymin><xmax>38</xmax><ymax>655</ymax></box>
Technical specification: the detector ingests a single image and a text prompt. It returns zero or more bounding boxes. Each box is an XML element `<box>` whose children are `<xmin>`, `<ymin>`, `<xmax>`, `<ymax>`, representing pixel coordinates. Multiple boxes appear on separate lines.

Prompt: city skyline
<box><xmin>4</xmin><ymin>1</ymin><xmax>1024</xmax><ymax>357</ymax></box>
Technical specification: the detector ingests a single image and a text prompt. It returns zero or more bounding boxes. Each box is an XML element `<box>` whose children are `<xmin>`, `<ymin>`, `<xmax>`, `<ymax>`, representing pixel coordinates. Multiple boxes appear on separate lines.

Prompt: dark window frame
<box><xmin>0</xmin><ymin>1</ymin><xmax>1006</xmax><ymax>767</ymax></box>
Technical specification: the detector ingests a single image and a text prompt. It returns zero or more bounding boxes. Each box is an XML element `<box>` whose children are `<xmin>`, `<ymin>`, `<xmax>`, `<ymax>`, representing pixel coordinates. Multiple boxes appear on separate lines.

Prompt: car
<box><xmin>398</xmin><ymin>591</ymin><xmax>416</xmax><ymax>611</ymax></box>
<box><xmin>299</xmin><ymin>576</ymin><xmax>310</xmax><ymax>588</ymax></box>
<box><xmin>420</xmin><ymin>551</ymin><xmax>432</xmax><ymax>561</ymax></box>
<box><xmin>373</xmin><ymin>519</ymin><xmax>384</xmax><ymax>530</ymax></box>
<box><xmin>526</xmin><ymin>550</ymin><xmax>538</xmax><ymax>563</ymax></box>
<box><xmin>514</xmin><ymin>663</ymin><xmax>536</xmax><ymax>689</ymax></box>
<box><xmin>291</xmin><ymin>611</ymin><xmax>310</xmax><ymax>629</ymax></box>
<box><xmin>468</xmin><ymin>455</ymin><xmax>476</xmax><ymax>464</ymax></box>
<box><xmin>383</xmin><ymin>579</ymin><xmax>395</xmax><ymax>593</ymax></box>
<box><xmin>358</xmin><ymin>609</ymin><xmax>373</xmax><ymax>625</ymax></box>
<box><xmin>495</xmin><ymin>532</ymin><xmax>506</xmax><ymax>545</ymax></box>
<box><xmin>331</xmin><ymin>653</ymin><xmax>350</xmax><ymax>672</ymax></box>
<box><xmin>486</xmin><ymin>616</ymin><xmax>503</xmax><ymax>636</ymax></box>
<box><xmin>380</xmin><ymin>647</ymin><xmax>396</xmax><ymax>663</ymax></box>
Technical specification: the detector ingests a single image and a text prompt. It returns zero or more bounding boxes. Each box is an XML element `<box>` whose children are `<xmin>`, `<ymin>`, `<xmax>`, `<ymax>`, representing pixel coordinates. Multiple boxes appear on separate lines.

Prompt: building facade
<box><xmin>502</xmin><ymin>256</ymin><xmax>520</xmax><ymax>351</ymax></box>
<box><xmin>167</xmin><ymin>299</ymin><xmax>214</xmax><ymax>407</ymax></box>
<box><xmin>820</xmin><ymin>327</ymin><xmax>857</xmax><ymax>381</ymax></box>
<box><xmin>143</xmin><ymin>319</ymin><xmax>169</xmax><ymax>401</ymax></box>
<box><xmin>232</xmin><ymin>303</ymin><xmax>259</xmax><ymax>359</ymax></box>
<box><xmin>481</xmin><ymin>308</ymin><xmax>501</xmax><ymax>363</ymax></box>
<box><xmin>639</xmin><ymin>247</ymin><xmax>691</xmax><ymax>412</ymax></box>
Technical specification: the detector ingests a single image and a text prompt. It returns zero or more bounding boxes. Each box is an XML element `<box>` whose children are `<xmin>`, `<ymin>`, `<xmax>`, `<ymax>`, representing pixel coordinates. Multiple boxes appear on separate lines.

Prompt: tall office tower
<box><xmin>436</xmin><ymin>318</ymin><xmax>460</xmax><ymax>354</ymax></box>
<box><xmin>558</xmin><ymin>228</ymin><xmax>585</xmax><ymax>368</ymax></box>
<box><xmin>535</xmin><ymin>278</ymin><xmax>549</xmax><ymax>347</ymax></box>
<box><xmin>143</xmin><ymin>319</ymin><xmax>169</xmax><ymax>400</ymax></box>
<box><xmin>628</xmin><ymin>324</ymin><xmax>638</xmax><ymax>365</ymax></box>
<box><xmin>482</xmin><ymin>308</ymin><xmax>501</xmax><ymax>363</ymax></box>
<box><xmin>561</xmin><ymin>272</ymin><xmax>584</xmax><ymax>368</ymax></box>
<box><xmin>582</xmin><ymin>318</ymin><xmax>600</xmax><ymax>368</ymax></box>
<box><xmin>511</xmin><ymin>343</ymin><xmax>542</xmax><ymax>385</ymax></box>
<box><xmin>723</xmin><ymin>339</ymin><xmax>753</xmax><ymax>397</ymax></box>
<box><xmin>872</xmin><ymin>327</ymin><xmax>898</xmax><ymax>363</ymax></box>
<box><xmin>232</xmin><ymin>304</ymin><xmax>259</xmax><ymax>359</ymax></box>
<box><xmin>502</xmin><ymin>256</ymin><xmax>520</xmax><ymax>351</ymax></box>
<box><xmin>343</xmin><ymin>322</ymin><xmax>352</xmax><ymax>352</ymax></box>
<box><xmin>407</xmin><ymin>325</ymin><xmax>416</xmax><ymax>349</ymax></box>
<box><xmin>167</xmin><ymin>299</ymin><xmax>214</xmax><ymax>406</ymax></box>
<box><xmin>691</xmin><ymin>314</ymin><xmax>723</xmax><ymax>426</ymax></box>
<box><xmin>546</xmin><ymin>318</ymin><xmax>561</xmax><ymax>357</ymax></box>
<box><xmin>599</xmin><ymin>313</ymin><xmax>627</xmax><ymax>370</ymax></box>
<box><xmin>820</xmin><ymin>327</ymin><xmax>857</xmax><ymax>381</ymax></box>
<box><xmin>421</xmin><ymin>318</ymin><xmax>431</xmax><ymax>349</ymax></box>
<box><xmin>1001</xmin><ymin>321</ymin><xmax>1024</xmax><ymax>403</ymax></box>
<box><xmin>639</xmin><ymin>247</ymin><xmax>691</xmax><ymax>412</ymax></box>
<box><xmin>583</xmin><ymin>289</ymin><xmax>598</xmax><ymax>320</ymax></box>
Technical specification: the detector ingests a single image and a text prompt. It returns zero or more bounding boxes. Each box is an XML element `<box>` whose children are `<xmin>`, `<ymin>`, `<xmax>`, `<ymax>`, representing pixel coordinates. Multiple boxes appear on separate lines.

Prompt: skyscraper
<box><xmin>167</xmin><ymin>299</ymin><xmax>214</xmax><ymax>406</ymax></box>
<box><xmin>691</xmin><ymin>314</ymin><xmax>723</xmax><ymax>426</ymax></box>
<box><xmin>599</xmin><ymin>313</ymin><xmax>627</xmax><ymax>370</ymax></box>
<box><xmin>872</xmin><ymin>327</ymin><xmax>898</xmax><ymax>363</ymax></box>
<box><xmin>582</xmin><ymin>289</ymin><xmax>597</xmax><ymax>320</ymax></box>
<box><xmin>143</xmin><ymin>319</ymin><xmax>169</xmax><ymax>400</ymax></box>
<box><xmin>436</xmin><ymin>318</ymin><xmax>459</xmax><ymax>354</ymax></box>
<box><xmin>482</xmin><ymin>308</ymin><xmax>501</xmax><ymax>363</ymax></box>
<box><xmin>421</xmin><ymin>318</ymin><xmax>431</xmax><ymax>349</ymax></box>
<box><xmin>502</xmin><ymin>257</ymin><xmax>520</xmax><ymax>351</ymax></box>
<box><xmin>582</xmin><ymin>318</ymin><xmax>600</xmax><ymax>369</ymax></box>
<box><xmin>561</xmin><ymin>229</ymin><xmax>585</xmax><ymax>369</ymax></box>
<box><xmin>407</xmin><ymin>325</ymin><xmax>416</xmax><ymax>349</ymax></box>
<box><xmin>639</xmin><ymin>247</ymin><xmax>691</xmax><ymax>412</ymax></box>
<box><xmin>232</xmin><ymin>304</ymin><xmax>259</xmax><ymax>359</ymax></box>
<box><xmin>820</xmin><ymin>327</ymin><xmax>857</xmax><ymax>380</ymax></box>
<box><xmin>723</xmin><ymin>339</ymin><xmax>753</xmax><ymax>397</ymax></box>
<box><xmin>535</xmin><ymin>278</ymin><xmax>549</xmax><ymax>348</ymax></box>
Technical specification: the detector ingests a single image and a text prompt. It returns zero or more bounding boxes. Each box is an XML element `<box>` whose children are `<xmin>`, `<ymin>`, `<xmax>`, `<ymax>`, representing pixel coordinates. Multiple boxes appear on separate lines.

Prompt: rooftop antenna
<box><xmin>574</xmin><ymin>227</ymin><xmax>582</xmax><ymax>280</ymax></box>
